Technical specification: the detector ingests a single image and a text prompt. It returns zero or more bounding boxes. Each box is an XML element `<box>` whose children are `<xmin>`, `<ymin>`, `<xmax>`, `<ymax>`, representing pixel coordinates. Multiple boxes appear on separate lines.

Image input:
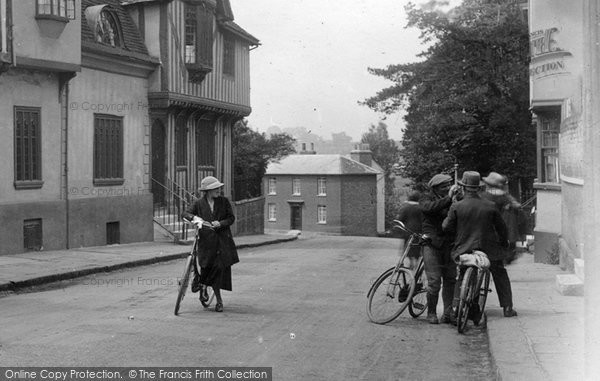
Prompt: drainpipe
<box><xmin>60</xmin><ymin>76</ymin><xmax>72</xmax><ymax>249</ymax></box>
<box><xmin>65</xmin><ymin>81</ymin><xmax>70</xmax><ymax>249</ymax></box>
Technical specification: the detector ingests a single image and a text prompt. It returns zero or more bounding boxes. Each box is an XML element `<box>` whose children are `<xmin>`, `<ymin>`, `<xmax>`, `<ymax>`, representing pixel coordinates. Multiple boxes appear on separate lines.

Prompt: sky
<box><xmin>229</xmin><ymin>0</ymin><xmax>461</xmax><ymax>141</ymax></box>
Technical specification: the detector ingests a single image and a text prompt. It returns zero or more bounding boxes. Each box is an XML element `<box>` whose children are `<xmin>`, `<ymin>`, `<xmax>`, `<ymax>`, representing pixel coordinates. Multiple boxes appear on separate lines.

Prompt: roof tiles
<box><xmin>266</xmin><ymin>155</ymin><xmax>381</xmax><ymax>175</ymax></box>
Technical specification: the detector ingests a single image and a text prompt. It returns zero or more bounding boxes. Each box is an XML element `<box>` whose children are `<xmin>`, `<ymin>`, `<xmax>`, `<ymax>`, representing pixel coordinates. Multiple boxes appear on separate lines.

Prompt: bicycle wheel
<box><xmin>367</xmin><ymin>267</ymin><xmax>415</xmax><ymax>324</ymax></box>
<box><xmin>457</xmin><ymin>266</ymin><xmax>476</xmax><ymax>333</ymax></box>
<box><xmin>200</xmin><ymin>285</ymin><xmax>215</xmax><ymax>308</ymax></box>
<box><xmin>174</xmin><ymin>254</ymin><xmax>194</xmax><ymax>316</ymax></box>
<box><xmin>473</xmin><ymin>270</ymin><xmax>491</xmax><ymax>326</ymax></box>
<box><xmin>408</xmin><ymin>262</ymin><xmax>428</xmax><ymax>318</ymax></box>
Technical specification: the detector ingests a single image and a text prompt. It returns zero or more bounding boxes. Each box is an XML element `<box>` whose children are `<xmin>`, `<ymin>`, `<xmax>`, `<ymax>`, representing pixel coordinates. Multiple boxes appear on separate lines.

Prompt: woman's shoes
<box><xmin>199</xmin><ymin>285</ymin><xmax>209</xmax><ymax>302</ymax></box>
<box><xmin>191</xmin><ymin>276</ymin><xmax>201</xmax><ymax>293</ymax></box>
<box><xmin>215</xmin><ymin>302</ymin><xmax>223</xmax><ymax>312</ymax></box>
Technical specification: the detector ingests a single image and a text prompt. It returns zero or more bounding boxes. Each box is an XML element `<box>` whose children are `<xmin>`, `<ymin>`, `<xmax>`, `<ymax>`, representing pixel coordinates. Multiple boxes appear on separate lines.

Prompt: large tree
<box><xmin>233</xmin><ymin>120</ymin><xmax>296</xmax><ymax>200</ymax></box>
<box><xmin>363</xmin><ymin>0</ymin><xmax>535</xmax><ymax>188</ymax></box>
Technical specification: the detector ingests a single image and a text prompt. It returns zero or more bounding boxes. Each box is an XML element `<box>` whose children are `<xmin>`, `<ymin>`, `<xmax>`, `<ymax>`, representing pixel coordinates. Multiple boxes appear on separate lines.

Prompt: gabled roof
<box><xmin>82</xmin><ymin>0</ymin><xmax>157</xmax><ymax>64</ymax></box>
<box><xmin>121</xmin><ymin>0</ymin><xmax>259</xmax><ymax>46</ymax></box>
<box><xmin>266</xmin><ymin>155</ymin><xmax>382</xmax><ymax>176</ymax></box>
<box><xmin>220</xmin><ymin>21</ymin><xmax>260</xmax><ymax>46</ymax></box>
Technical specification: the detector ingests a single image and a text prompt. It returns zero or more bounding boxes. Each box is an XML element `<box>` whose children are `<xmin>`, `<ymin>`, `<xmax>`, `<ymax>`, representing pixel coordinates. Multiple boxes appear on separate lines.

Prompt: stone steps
<box><xmin>556</xmin><ymin>258</ymin><xmax>584</xmax><ymax>296</ymax></box>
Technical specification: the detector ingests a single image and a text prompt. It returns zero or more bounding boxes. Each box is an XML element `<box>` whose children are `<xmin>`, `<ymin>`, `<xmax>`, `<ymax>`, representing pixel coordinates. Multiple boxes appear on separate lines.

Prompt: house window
<box><xmin>539</xmin><ymin>112</ymin><xmax>560</xmax><ymax>183</ymax></box>
<box><xmin>94</xmin><ymin>114</ymin><xmax>123</xmax><ymax>185</ymax></box>
<box><xmin>14</xmin><ymin>107</ymin><xmax>43</xmax><ymax>188</ymax></box>
<box><xmin>318</xmin><ymin>205</ymin><xmax>327</xmax><ymax>224</ymax></box>
<box><xmin>184</xmin><ymin>4</ymin><xmax>197</xmax><ymax>64</ymax></box>
<box><xmin>184</xmin><ymin>2</ymin><xmax>213</xmax><ymax>76</ymax></box>
<box><xmin>1</xmin><ymin>0</ymin><xmax>9</xmax><ymax>56</ymax></box>
<box><xmin>223</xmin><ymin>33</ymin><xmax>235</xmax><ymax>77</ymax></box>
<box><xmin>95</xmin><ymin>9</ymin><xmax>122</xmax><ymax>47</ymax></box>
<box><xmin>268</xmin><ymin>203</ymin><xmax>276</xmax><ymax>222</ymax></box>
<box><xmin>292</xmin><ymin>178</ymin><xmax>301</xmax><ymax>195</ymax></box>
<box><xmin>268</xmin><ymin>178</ymin><xmax>277</xmax><ymax>195</ymax></box>
<box><xmin>318</xmin><ymin>177</ymin><xmax>326</xmax><ymax>196</ymax></box>
<box><xmin>36</xmin><ymin>0</ymin><xmax>76</xmax><ymax>20</ymax></box>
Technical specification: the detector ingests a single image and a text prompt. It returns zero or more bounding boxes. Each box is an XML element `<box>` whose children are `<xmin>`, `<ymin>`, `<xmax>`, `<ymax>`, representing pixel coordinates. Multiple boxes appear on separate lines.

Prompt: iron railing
<box><xmin>152</xmin><ymin>177</ymin><xmax>197</xmax><ymax>242</ymax></box>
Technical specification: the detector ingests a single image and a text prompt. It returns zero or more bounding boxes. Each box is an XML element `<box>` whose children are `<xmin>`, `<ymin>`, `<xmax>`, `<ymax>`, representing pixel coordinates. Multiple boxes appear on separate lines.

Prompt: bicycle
<box><xmin>455</xmin><ymin>251</ymin><xmax>492</xmax><ymax>333</ymax></box>
<box><xmin>174</xmin><ymin>219</ymin><xmax>216</xmax><ymax>316</ymax></box>
<box><xmin>366</xmin><ymin>220</ymin><xmax>430</xmax><ymax>324</ymax></box>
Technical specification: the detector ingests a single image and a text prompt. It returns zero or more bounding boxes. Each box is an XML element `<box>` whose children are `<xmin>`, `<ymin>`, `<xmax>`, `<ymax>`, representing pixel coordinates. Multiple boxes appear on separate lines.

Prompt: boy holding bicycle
<box><xmin>442</xmin><ymin>171</ymin><xmax>517</xmax><ymax>320</ymax></box>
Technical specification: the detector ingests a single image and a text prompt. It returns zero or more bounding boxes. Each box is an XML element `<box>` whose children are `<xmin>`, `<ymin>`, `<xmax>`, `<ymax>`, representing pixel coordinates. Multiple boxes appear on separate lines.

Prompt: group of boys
<box><xmin>397</xmin><ymin>171</ymin><xmax>519</xmax><ymax>325</ymax></box>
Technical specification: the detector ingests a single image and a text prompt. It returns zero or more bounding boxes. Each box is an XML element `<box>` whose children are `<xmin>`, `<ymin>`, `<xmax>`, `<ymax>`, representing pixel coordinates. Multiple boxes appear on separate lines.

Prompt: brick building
<box><xmin>263</xmin><ymin>144</ymin><xmax>384</xmax><ymax>236</ymax></box>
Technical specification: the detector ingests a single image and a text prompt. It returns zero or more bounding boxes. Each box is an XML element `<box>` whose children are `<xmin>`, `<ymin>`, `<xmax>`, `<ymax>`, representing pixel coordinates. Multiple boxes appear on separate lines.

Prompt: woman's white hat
<box><xmin>199</xmin><ymin>176</ymin><xmax>224</xmax><ymax>191</ymax></box>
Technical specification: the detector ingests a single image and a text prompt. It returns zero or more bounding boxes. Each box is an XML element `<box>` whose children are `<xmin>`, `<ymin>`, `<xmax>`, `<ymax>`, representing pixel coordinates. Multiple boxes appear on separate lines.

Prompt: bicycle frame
<box><xmin>366</xmin><ymin>220</ymin><xmax>430</xmax><ymax>324</ymax></box>
<box><xmin>456</xmin><ymin>260</ymin><xmax>491</xmax><ymax>332</ymax></box>
<box><xmin>174</xmin><ymin>219</ymin><xmax>215</xmax><ymax>315</ymax></box>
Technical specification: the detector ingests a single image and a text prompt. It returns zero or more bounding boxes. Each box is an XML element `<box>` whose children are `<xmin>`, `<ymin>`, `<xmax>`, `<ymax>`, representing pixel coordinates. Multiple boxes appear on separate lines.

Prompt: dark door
<box><xmin>151</xmin><ymin>120</ymin><xmax>166</xmax><ymax>205</ymax></box>
<box><xmin>291</xmin><ymin>205</ymin><xmax>302</xmax><ymax>230</ymax></box>
<box><xmin>106</xmin><ymin>221</ymin><xmax>120</xmax><ymax>245</ymax></box>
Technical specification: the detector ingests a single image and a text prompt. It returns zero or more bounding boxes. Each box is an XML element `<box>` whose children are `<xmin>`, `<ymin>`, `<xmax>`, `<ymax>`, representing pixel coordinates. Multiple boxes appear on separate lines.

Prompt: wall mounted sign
<box><xmin>529</xmin><ymin>27</ymin><xmax>572</xmax><ymax>78</ymax></box>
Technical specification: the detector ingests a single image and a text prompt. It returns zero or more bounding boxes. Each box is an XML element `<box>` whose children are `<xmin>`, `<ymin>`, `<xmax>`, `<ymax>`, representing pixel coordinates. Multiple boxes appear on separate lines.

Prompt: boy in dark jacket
<box><xmin>443</xmin><ymin>171</ymin><xmax>517</xmax><ymax>319</ymax></box>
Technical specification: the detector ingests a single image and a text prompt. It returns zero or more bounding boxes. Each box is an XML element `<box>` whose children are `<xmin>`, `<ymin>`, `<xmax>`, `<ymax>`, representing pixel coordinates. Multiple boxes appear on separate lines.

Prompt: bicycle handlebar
<box><xmin>182</xmin><ymin>217</ymin><xmax>214</xmax><ymax>230</ymax></box>
<box><xmin>391</xmin><ymin>220</ymin><xmax>431</xmax><ymax>245</ymax></box>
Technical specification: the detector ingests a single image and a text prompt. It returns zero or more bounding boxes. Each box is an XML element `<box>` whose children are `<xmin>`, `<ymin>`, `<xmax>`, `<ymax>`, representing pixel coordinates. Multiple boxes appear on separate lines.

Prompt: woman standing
<box><xmin>182</xmin><ymin>176</ymin><xmax>239</xmax><ymax>312</ymax></box>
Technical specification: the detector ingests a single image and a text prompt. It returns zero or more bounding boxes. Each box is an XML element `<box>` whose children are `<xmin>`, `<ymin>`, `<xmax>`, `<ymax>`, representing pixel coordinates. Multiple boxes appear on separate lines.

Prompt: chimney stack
<box><xmin>299</xmin><ymin>142</ymin><xmax>317</xmax><ymax>155</ymax></box>
<box><xmin>350</xmin><ymin>143</ymin><xmax>372</xmax><ymax>167</ymax></box>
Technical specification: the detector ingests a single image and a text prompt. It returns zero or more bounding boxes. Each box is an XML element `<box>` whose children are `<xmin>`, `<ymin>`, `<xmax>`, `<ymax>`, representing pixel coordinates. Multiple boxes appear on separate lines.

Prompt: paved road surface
<box><xmin>0</xmin><ymin>235</ymin><xmax>495</xmax><ymax>380</ymax></box>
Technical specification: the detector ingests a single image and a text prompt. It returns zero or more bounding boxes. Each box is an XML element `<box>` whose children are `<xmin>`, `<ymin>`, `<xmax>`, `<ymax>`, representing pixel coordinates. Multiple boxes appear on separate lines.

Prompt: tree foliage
<box><xmin>360</xmin><ymin>122</ymin><xmax>401</xmax><ymax>229</ymax></box>
<box><xmin>360</xmin><ymin>122</ymin><xmax>400</xmax><ymax>180</ymax></box>
<box><xmin>363</xmin><ymin>0</ymin><xmax>535</xmax><ymax>186</ymax></box>
<box><xmin>233</xmin><ymin>120</ymin><xmax>296</xmax><ymax>200</ymax></box>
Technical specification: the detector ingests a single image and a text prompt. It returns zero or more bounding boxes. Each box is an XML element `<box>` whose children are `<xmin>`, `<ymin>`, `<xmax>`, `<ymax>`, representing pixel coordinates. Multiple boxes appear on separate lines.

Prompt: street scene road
<box><xmin>1</xmin><ymin>236</ymin><xmax>495</xmax><ymax>380</ymax></box>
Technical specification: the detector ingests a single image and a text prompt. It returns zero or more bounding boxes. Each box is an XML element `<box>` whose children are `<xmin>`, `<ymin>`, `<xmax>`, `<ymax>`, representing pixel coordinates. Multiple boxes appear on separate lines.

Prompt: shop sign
<box><xmin>529</xmin><ymin>27</ymin><xmax>572</xmax><ymax>78</ymax></box>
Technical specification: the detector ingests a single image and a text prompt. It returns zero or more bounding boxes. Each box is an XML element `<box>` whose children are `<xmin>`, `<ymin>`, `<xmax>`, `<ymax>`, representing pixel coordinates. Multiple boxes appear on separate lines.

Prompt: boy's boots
<box><xmin>426</xmin><ymin>294</ymin><xmax>439</xmax><ymax>324</ymax></box>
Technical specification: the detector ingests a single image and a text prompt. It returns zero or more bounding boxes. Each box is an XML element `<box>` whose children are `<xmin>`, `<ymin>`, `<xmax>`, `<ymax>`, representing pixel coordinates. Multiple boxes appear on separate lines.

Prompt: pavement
<box><xmin>0</xmin><ymin>233</ymin><xmax>584</xmax><ymax>381</ymax></box>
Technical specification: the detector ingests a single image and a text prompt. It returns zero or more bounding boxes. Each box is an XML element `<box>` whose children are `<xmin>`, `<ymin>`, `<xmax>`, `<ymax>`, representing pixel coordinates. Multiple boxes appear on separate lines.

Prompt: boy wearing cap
<box><xmin>481</xmin><ymin>172</ymin><xmax>526</xmax><ymax>265</ymax></box>
<box><xmin>419</xmin><ymin>174</ymin><xmax>460</xmax><ymax>324</ymax></box>
<box><xmin>443</xmin><ymin>171</ymin><xmax>517</xmax><ymax>319</ymax></box>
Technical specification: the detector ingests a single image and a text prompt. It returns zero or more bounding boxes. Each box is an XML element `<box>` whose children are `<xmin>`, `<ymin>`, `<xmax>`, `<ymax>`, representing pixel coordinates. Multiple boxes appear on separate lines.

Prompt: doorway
<box><xmin>290</xmin><ymin>205</ymin><xmax>302</xmax><ymax>230</ymax></box>
<box><xmin>151</xmin><ymin>119</ymin><xmax>166</xmax><ymax>205</ymax></box>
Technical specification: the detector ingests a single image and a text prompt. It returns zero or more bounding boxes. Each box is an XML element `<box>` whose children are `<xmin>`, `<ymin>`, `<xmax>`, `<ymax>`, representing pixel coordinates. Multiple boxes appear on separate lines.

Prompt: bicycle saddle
<box><xmin>459</xmin><ymin>250</ymin><xmax>490</xmax><ymax>269</ymax></box>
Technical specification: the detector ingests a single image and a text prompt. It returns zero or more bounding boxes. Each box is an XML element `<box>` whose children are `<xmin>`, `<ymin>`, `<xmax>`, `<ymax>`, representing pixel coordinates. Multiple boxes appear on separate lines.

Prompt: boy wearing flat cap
<box><xmin>419</xmin><ymin>173</ymin><xmax>460</xmax><ymax>324</ymax></box>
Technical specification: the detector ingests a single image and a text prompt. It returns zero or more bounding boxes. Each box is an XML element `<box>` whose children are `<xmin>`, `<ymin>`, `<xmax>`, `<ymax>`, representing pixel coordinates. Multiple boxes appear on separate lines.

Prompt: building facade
<box><xmin>529</xmin><ymin>0</ymin><xmax>600</xmax><ymax>377</ymax></box>
<box><xmin>263</xmin><ymin>145</ymin><xmax>385</xmax><ymax>236</ymax></box>
<box><xmin>65</xmin><ymin>0</ymin><xmax>159</xmax><ymax>247</ymax></box>
<box><xmin>123</xmin><ymin>0</ymin><xmax>259</xmax><ymax>239</ymax></box>
<box><xmin>528</xmin><ymin>0</ymin><xmax>585</xmax><ymax>270</ymax></box>
<box><xmin>124</xmin><ymin>0</ymin><xmax>259</xmax><ymax>201</ymax></box>
<box><xmin>0</xmin><ymin>0</ymin><xmax>257</xmax><ymax>253</ymax></box>
<box><xmin>0</xmin><ymin>0</ymin><xmax>81</xmax><ymax>254</ymax></box>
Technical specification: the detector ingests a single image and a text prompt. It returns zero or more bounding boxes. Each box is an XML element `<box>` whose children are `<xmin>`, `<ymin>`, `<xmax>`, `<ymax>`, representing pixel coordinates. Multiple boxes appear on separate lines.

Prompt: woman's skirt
<box><xmin>199</xmin><ymin>262</ymin><xmax>232</xmax><ymax>291</ymax></box>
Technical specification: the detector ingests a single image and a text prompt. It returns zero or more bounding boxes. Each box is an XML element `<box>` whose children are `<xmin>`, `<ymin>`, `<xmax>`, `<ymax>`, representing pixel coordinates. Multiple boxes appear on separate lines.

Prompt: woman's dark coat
<box><xmin>182</xmin><ymin>196</ymin><xmax>239</xmax><ymax>268</ymax></box>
